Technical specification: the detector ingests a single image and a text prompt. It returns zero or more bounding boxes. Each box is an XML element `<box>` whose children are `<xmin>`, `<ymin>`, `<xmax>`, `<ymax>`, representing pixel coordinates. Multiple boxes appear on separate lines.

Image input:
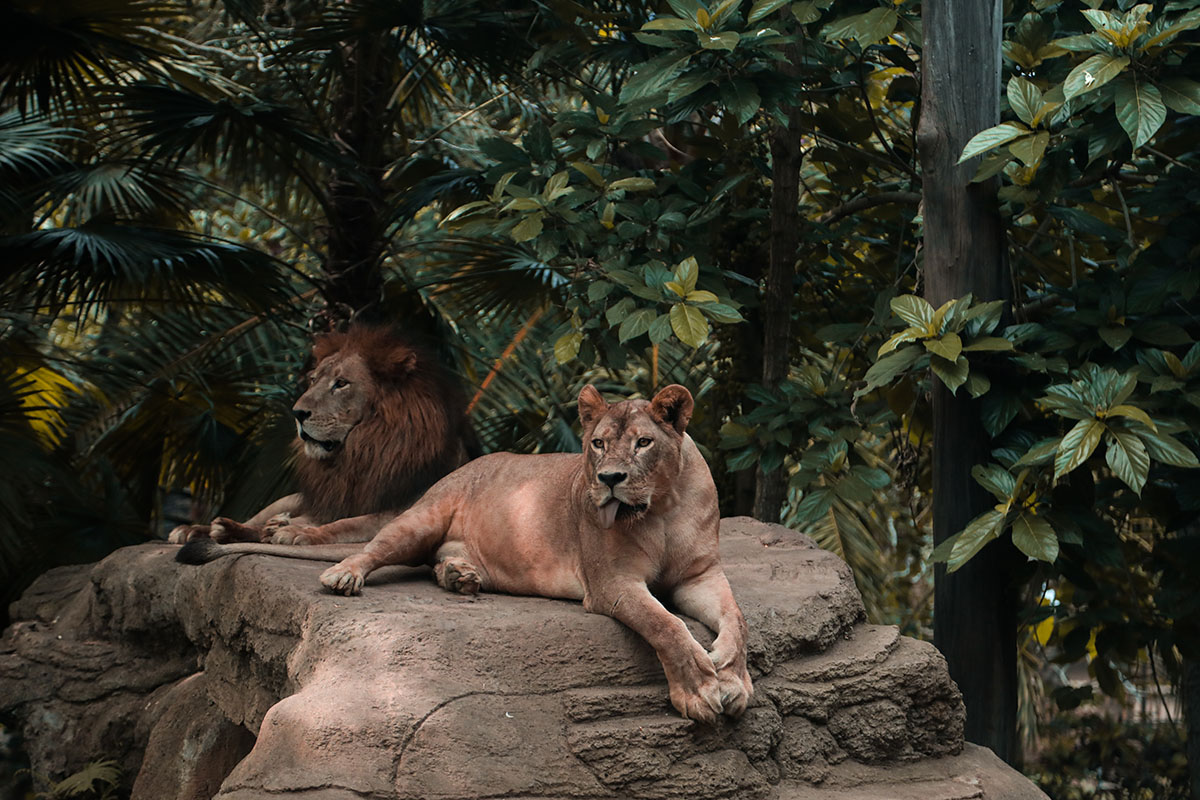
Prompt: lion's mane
<box><xmin>293</xmin><ymin>326</ymin><xmax>472</xmax><ymax>522</ymax></box>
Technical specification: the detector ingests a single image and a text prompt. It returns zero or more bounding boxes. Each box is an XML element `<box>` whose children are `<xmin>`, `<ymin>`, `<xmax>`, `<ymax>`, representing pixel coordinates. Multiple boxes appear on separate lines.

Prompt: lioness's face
<box><xmin>293</xmin><ymin>352</ymin><xmax>374</xmax><ymax>460</ymax></box>
<box><xmin>579</xmin><ymin>385</ymin><xmax>694</xmax><ymax>529</ymax></box>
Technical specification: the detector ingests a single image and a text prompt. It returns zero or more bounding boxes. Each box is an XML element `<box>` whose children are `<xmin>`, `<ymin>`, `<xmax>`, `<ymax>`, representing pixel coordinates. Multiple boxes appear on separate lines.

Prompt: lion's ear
<box><xmin>384</xmin><ymin>345</ymin><xmax>418</xmax><ymax>377</ymax></box>
<box><xmin>578</xmin><ymin>385</ymin><xmax>609</xmax><ymax>429</ymax></box>
<box><xmin>649</xmin><ymin>384</ymin><xmax>693</xmax><ymax>435</ymax></box>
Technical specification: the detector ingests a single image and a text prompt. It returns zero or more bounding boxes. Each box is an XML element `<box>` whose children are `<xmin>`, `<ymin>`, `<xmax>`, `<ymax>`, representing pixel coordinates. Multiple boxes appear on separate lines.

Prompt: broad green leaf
<box><xmin>1017</xmin><ymin>437</ymin><xmax>1061</xmax><ymax>467</ymax></box>
<box><xmin>675</xmin><ymin>256</ymin><xmax>699</xmax><ymax>294</ymax></box>
<box><xmin>1139</xmin><ymin>430</ymin><xmax>1200</xmax><ymax>468</ymax></box>
<box><xmin>931</xmin><ymin>354</ymin><xmax>970</xmax><ymax>394</ymax></box>
<box><xmin>670</xmin><ymin>303</ymin><xmax>709</xmax><ymax>347</ymax></box>
<box><xmin>748</xmin><ymin>0</ymin><xmax>790</xmax><ymax>24</ymax></box>
<box><xmin>924</xmin><ymin>332</ymin><xmax>963</xmax><ymax>361</ymax></box>
<box><xmin>699</xmin><ymin>302</ymin><xmax>744</xmax><ymax>324</ymax></box>
<box><xmin>1106</xmin><ymin>404</ymin><xmax>1155</xmax><ymax>430</ymax></box>
<box><xmin>1113</xmin><ymin>76</ymin><xmax>1165</xmax><ymax>149</ymax></box>
<box><xmin>511</xmin><ymin>212</ymin><xmax>544</xmax><ymax>242</ymax></box>
<box><xmin>963</xmin><ymin>336</ymin><xmax>1015</xmax><ymax>352</ymax></box>
<box><xmin>879</xmin><ymin>327</ymin><xmax>923</xmax><ymax>357</ymax></box>
<box><xmin>834</xmin><ymin>472</ymin><xmax>874</xmax><ymax>503</ymax></box>
<box><xmin>972</xmin><ymin>463</ymin><xmax>1016</xmax><ymax>502</ymax></box>
<box><xmin>1008</xmin><ymin>76</ymin><xmax>1042</xmax><ymax>126</ymax></box>
<box><xmin>700</xmin><ymin>32</ymin><xmax>741</xmax><ymax>50</ymax></box>
<box><xmin>793</xmin><ymin>487</ymin><xmax>834</xmax><ymax>523</ymax></box>
<box><xmin>1159</xmin><ymin>78</ymin><xmax>1200</xmax><ymax>115</ymax></box>
<box><xmin>618</xmin><ymin>308</ymin><xmax>656</xmax><ymax>342</ymax></box>
<box><xmin>555</xmin><ymin>331</ymin><xmax>582</xmax><ymax>363</ymax></box>
<box><xmin>965</xmin><ymin>373</ymin><xmax>992</xmax><ymax>399</ymax></box>
<box><xmin>958</xmin><ymin>122</ymin><xmax>1032</xmax><ymax>164</ymax></box>
<box><xmin>608</xmin><ymin>177</ymin><xmax>657</xmax><ymax>193</ymax></box>
<box><xmin>686</xmin><ymin>289</ymin><xmax>719</xmax><ymax>304</ymax></box>
<box><xmin>860</xmin><ymin>346</ymin><xmax>922</xmax><ymax>394</ymax></box>
<box><xmin>1010</xmin><ymin>131</ymin><xmax>1049</xmax><ymax>167</ymax></box>
<box><xmin>792</xmin><ymin>1</ymin><xmax>820</xmax><ymax>24</ymax></box>
<box><xmin>1140</xmin><ymin>8</ymin><xmax>1200</xmax><ymax>49</ymax></box>
<box><xmin>570</xmin><ymin>161</ymin><xmax>605</xmax><ymax>187</ymax></box>
<box><xmin>946</xmin><ymin>509</ymin><xmax>1007</xmax><ymax>572</ymax></box>
<box><xmin>821</xmin><ymin>8</ymin><xmax>896</xmax><ymax>46</ymax></box>
<box><xmin>642</xmin><ymin>16</ymin><xmax>696</xmax><ymax>31</ymax></box>
<box><xmin>1013</xmin><ymin>514</ymin><xmax>1059</xmax><ymax>563</ymax></box>
<box><xmin>441</xmin><ymin>200</ymin><xmax>492</xmax><ymax>226</ymax></box>
<box><xmin>587</xmin><ymin>281</ymin><xmax>614</xmax><ymax>303</ymax></box>
<box><xmin>1055</xmin><ymin>419</ymin><xmax>1105</xmax><ymax>478</ymax></box>
<box><xmin>1106</xmin><ymin>429</ymin><xmax>1149</xmax><ymax>494</ymax></box>
<box><xmin>1098</xmin><ymin>324</ymin><xmax>1132</xmax><ymax>351</ymax></box>
<box><xmin>890</xmin><ymin>295</ymin><xmax>934</xmax><ymax>329</ymax></box>
<box><xmin>1064</xmin><ymin>54</ymin><xmax>1130</xmax><ymax>100</ymax></box>
<box><xmin>649</xmin><ymin>313</ymin><xmax>674</xmax><ymax>344</ymax></box>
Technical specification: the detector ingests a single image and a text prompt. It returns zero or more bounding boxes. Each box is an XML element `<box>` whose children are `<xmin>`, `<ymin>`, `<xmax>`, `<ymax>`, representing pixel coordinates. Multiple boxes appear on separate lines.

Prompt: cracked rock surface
<box><xmin>1</xmin><ymin>517</ymin><xmax>1047</xmax><ymax>799</ymax></box>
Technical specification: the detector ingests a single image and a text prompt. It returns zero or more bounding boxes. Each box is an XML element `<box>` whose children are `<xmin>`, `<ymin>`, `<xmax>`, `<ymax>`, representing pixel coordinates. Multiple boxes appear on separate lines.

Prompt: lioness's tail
<box><xmin>175</xmin><ymin>540</ymin><xmax>362</xmax><ymax>565</ymax></box>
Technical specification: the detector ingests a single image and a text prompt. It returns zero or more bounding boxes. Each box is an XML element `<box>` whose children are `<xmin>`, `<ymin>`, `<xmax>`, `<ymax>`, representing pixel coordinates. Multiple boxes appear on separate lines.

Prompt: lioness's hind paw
<box><xmin>434</xmin><ymin>558</ymin><xmax>481</xmax><ymax>595</ymax></box>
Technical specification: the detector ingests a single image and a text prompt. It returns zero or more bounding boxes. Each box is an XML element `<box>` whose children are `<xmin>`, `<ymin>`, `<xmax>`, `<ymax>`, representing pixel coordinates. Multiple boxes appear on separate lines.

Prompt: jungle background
<box><xmin>1</xmin><ymin>0</ymin><xmax>1199</xmax><ymax>797</ymax></box>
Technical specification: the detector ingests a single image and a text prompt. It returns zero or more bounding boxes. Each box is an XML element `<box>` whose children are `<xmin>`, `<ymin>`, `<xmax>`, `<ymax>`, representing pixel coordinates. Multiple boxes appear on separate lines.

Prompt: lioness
<box><xmin>178</xmin><ymin>384</ymin><xmax>751</xmax><ymax>722</ymax></box>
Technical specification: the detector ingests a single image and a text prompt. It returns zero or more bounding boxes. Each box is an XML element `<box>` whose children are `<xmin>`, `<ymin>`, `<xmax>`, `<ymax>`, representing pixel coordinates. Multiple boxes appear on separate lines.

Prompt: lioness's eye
<box><xmin>591</xmin><ymin>438</ymin><xmax>604</xmax><ymax>449</ymax></box>
<box><xmin>636</xmin><ymin>437</ymin><xmax>653</xmax><ymax>448</ymax></box>
<box><xmin>332</xmin><ymin>378</ymin><xmax>349</xmax><ymax>389</ymax></box>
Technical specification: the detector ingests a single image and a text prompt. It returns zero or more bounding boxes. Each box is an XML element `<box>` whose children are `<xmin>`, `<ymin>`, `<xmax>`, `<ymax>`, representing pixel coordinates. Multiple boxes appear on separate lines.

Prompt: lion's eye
<box><xmin>591</xmin><ymin>438</ymin><xmax>604</xmax><ymax>450</ymax></box>
<box><xmin>332</xmin><ymin>378</ymin><xmax>349</xmax><ymax>389</ymax></box>
<box><xmin>636</xmin><ymin>437</ymin><xmax>653</xmax><ymax>448</ymax></box>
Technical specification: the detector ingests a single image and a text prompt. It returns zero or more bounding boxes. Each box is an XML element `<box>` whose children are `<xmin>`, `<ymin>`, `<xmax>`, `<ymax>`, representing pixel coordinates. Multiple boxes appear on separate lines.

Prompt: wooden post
<box><xmin>917</xmin><ymin>0</ymin><xmax>1020</xmax><ymax>764</ymax></box>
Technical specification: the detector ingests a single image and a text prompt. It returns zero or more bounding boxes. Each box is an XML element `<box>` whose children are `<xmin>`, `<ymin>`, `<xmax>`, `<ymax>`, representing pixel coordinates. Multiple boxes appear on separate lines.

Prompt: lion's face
<box><xmin>578</xmin><ymin>385</ymin><xmax>694</xmax><ymax>528</ymax></box>
<box><xmin>292</xmin><ymin>351</ymin><xmax>375</xmax><ymax>460</ymax></box>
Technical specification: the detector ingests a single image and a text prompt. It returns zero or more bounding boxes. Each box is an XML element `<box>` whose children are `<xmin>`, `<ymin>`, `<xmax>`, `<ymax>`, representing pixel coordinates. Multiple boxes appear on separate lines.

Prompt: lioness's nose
<box><xmin>598</xmin><ymin>471</ymin><xmax>627</xmax><ymax>487</ymax></box>
<box><xmin>294</xmin><ymin>408</ymin><xmax>311</xmax><ymax>423</ymax></box>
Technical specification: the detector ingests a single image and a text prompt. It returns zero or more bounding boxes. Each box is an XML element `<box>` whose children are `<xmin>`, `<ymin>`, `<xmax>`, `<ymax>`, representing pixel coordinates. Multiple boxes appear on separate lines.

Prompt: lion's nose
<box><xmin>598</xmin><ymin>471</ymin><xmax>627</xmax><ymax>488</ymax></box>
<box><xmin>294</xmin><ymin>408</ymin><xmax>311</xmax><ymax>423</ymax></box>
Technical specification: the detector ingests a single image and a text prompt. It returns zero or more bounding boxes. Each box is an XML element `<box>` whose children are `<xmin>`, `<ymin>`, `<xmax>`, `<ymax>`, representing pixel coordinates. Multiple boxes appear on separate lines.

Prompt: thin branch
<box><xmin>817</xmin><ymin>191</ymin><xmax>921</xmax><ymax>225</ymax></box>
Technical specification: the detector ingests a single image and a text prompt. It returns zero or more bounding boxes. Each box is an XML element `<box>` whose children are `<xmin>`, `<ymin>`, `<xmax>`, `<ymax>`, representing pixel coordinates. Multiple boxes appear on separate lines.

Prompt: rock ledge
<box><xmin>1</xmin><ymin>517</ymin><xmax>1047</xmax><ymax>800</ymax></box>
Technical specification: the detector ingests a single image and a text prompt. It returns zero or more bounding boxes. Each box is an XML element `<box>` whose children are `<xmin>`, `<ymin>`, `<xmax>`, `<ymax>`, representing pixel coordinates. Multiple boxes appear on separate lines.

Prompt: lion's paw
<box><xmin>434</xmin><ymin>557</ymin><xmax>481</xmax><ymax>595</ymax></box>
<box><xmin>262</xmin><ymin>513</ymin><xmax>292</xmax><ymax>535</ymax></box>
<box><xmin>271</xmin><ymin>527</ymin><xmax>319</xmax><ymax>545</ymax></box>
<box><xmin>320</xmin><ymin>558</ymin><xmax>367</xmax><ymax>596</ymax></box>
<box><xmin>167</xmin><ymin>523</ymin><xmax>209</xmax><ymax>544</ymax></box>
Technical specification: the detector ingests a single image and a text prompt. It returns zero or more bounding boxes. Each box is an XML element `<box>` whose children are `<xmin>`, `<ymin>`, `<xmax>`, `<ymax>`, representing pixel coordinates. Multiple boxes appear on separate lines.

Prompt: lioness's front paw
<box><xmin>715</xmin><ymin>663</ymin><xmax>753</xmax><ymax>718</ymax></box>
<box><xmin>434</xmin><ymin>557</ymin><xmax>481</xmax><ymax>595</ymax></box>
<box><xmin>667</xmin><ymin>645</ymin><xmax>724</xmax><ymax>724</ymax></box>
<box><xmin>320</xmin><ymin>556</ymin><xmax>370</xmax><ymax>596</ymax></box>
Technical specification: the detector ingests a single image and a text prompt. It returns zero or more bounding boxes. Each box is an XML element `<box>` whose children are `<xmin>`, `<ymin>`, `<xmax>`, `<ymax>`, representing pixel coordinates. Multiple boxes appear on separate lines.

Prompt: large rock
<box><xmin>0</xmin><ymin>517</ymin><xmax>1047</xmax><ymax>800</ymax></box>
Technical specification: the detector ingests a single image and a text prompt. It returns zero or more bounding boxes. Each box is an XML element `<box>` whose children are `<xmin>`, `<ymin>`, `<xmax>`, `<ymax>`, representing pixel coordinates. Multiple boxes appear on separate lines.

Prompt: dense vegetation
<box><xmin>2</xmin><ymin>0</ymin><xmax>1198</xmax><ymax>795</ymax></box>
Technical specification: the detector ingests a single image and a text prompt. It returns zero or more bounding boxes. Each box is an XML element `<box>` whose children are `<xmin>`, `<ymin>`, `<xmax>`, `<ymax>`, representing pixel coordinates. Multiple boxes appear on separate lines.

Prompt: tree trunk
<box><xmin>1186</xmin><ymin>656</ymin><xmax>1200</xmax><ymax>800</ymax></box>
<box><xmin>753</xmin><ymin>51</ymin><xmax>803</xmax><ymax>524</ymax></box>
<box><xmin>917</xmin><ymin>0</ymin><xmax>1020</xmax><ymax>765</ymax></box>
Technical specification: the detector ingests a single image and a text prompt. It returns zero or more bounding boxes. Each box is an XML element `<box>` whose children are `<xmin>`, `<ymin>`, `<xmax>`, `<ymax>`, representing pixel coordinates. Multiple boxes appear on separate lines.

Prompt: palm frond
<box><xmin>47</xmin><ymin>159</ymin><xmax>195</xmax><ymax>224</ymax></box>
<box><xmin>0</xmin><ymin>0</ymin><xmax>188</xmax><ymax>114</ymax></box>
<box><xmin>0</xmin><ymin>222</ymin><xmax>299</xmax><ymax>316</ymax></box>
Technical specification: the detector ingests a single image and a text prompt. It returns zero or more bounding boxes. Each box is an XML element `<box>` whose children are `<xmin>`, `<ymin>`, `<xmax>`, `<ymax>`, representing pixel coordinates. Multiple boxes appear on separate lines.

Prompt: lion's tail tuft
<box><xmin>175</xmin><ymin>538</ymin><xmax>227</xmax><ymax>565</ymax></box>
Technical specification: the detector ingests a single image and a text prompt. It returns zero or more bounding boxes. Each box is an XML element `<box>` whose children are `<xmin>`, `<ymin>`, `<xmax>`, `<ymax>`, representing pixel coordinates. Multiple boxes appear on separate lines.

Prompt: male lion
<box><xmin>177</xmin><ymin>384</ymin><xmax>753</xmax><ymax>722</ymax></box>
<box><xmin>169</xmin><ymin>325</ymin><xmax>473</xmax><ymax>545</ymax></box>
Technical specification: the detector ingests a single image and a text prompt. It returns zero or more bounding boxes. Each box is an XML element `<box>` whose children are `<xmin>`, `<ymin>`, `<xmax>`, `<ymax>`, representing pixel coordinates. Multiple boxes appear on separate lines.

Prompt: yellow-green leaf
<box><xmin>1010</xmin><ymin>131</ymin><xmax>1050</xmax><ymax>167</ymax></box>
<box><xmin>675</xmin><ymin>256</ymin><xmax>699</xmax><ymax>294</ymax></box>
<box><xmin>1105</xmin><ymin>404</ymin><xmax>1156</xmax><ymax>430</ymax></box>
<box><xmin>686</xmin><ymin>289</ymin><xmax>719</xmax><ymax>304</ymax></box>
<box><xmin>1054</xmin><ymin>418</ymin><xmax>1105</xmax><ymax>479</ymax></box>
<box><xmin>670</xmin><ymin>303</ymin><xmax>710</xmax><ymax>347</ymax></box>
<box><xmin>1013</xmin><ymin>514</ymin><xmax>1059</xmax><ymax>562</ymax></box>
<box><xmin>664</xmin><ymin>280</ymin><xmax>687</xmax><ymax>298</ymax></box>
<box><xmin>511</xmin><ymin>212</ymin><xmax>544</xmax><ymax>242</ymax></box>
<box><xmin>607</xmin><ymin>177</ymin><xmax>657</xmax><ymax>193</ymax></box>
<box><xmin>554</xmin><ymin>331</ymin><xmax>582</xmax><ymax>364</ymax></box>
<box><xmin>1106</xmin><ymin>429</ymin><xmax>1150</xmax><ymax>494</ymax></box>
<box><xmin>958</xmin><ymin>122</ymin><xmax>1031</xmax><ymax>164</ymax></box>
<box><xmin>1063</xmin><ymin>53</ymin><xmax>1130</xmax><ymax>100</ymax></box>
<box><xmin>963</xmin><ymin>336</ymin><xmax>1015</xmax><ymax>352</ymax></box>
<box><xmin>924</xmin><ymin>332</ymin><xmax>963</xmax><ymax>362</ymax></box>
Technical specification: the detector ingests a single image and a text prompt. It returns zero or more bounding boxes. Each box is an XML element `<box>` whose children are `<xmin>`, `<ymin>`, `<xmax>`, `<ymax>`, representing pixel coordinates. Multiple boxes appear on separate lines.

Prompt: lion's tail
<box><xmin>175</xmin><ymin>540</ymin><xmax>363</xmax><ymax>565</ymax></box>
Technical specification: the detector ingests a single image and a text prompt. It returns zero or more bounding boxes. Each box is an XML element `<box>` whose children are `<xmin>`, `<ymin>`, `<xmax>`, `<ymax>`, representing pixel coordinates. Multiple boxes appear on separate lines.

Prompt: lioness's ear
<box><xmin>578</xmin><ymin>385</ymin><xmax>609</xmax><ymax>428</ymax></box>
<box><xmin>649</xmin><ymin>384</ymin><xmax>693</xmax><ymax>435</ymax></box>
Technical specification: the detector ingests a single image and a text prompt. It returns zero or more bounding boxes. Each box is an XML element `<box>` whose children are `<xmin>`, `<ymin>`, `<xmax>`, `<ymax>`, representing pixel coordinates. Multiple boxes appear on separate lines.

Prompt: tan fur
<box><xmin>168</xmin><ymin>326</ymin><xmax>470</xmax><ymax>546</ymax></box>
<box><xmin>214</xmin><ymin>384</ymin><xmax>752</xmax><ymax>722</ymax></box>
